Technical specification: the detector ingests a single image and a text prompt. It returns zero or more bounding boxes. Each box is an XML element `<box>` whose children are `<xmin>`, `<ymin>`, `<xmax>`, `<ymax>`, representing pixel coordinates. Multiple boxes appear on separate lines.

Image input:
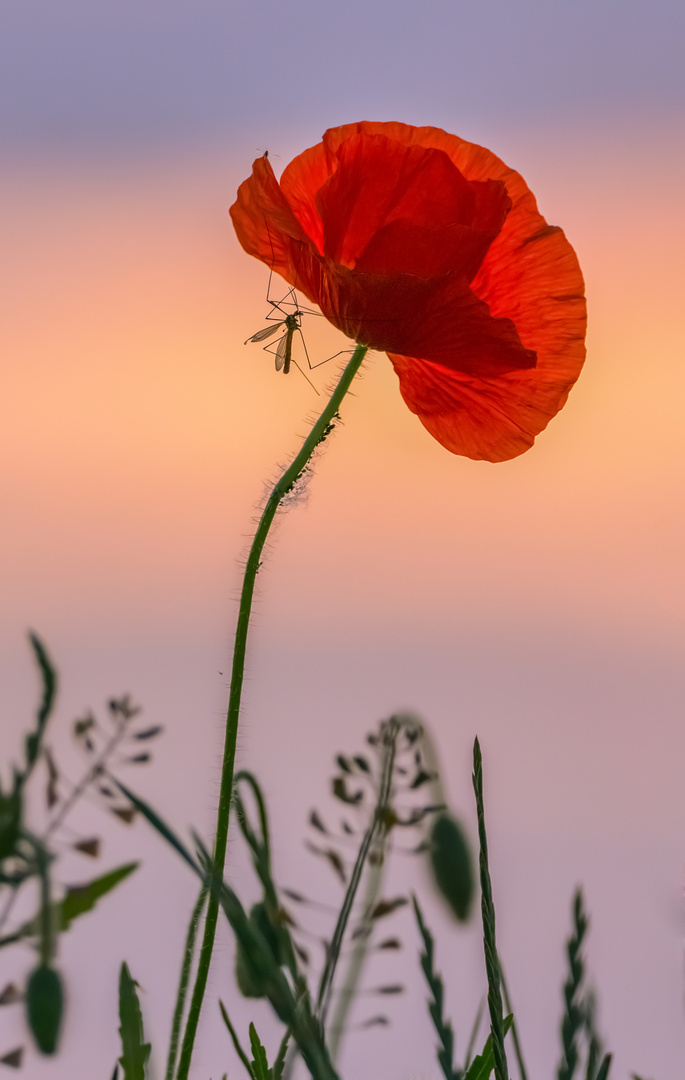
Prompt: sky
<box><xmin>2</xmin><ymin>1</ymin><xmax>685</xmax><ymax>1078</ymax></box>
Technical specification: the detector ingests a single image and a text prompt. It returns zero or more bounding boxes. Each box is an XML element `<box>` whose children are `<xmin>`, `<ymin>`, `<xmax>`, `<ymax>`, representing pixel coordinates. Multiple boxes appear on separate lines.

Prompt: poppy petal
<box><xmin>230</xmin><ymin>155</ymin><xmax>314</xmax><ymax>285</ymax></box>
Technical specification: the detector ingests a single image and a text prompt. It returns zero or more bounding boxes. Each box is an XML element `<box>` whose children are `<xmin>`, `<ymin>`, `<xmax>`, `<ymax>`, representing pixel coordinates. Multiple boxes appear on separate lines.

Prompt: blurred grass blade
<box><xmin>118</xmin><ymin>963</ymin><xmax>151</xmax><ymax>1080</ymax></box>
<box><xmin>219</xmin><ymin>1000</ymin><xmax>255</xmax><ymax>1079</ymax></box>
<box><xmin>412</xmin><ymin>894</ymin><xmax>460</xmax><ymax>1080</ymax></box>
<box><xmin>472</xmin><ymin>739</ymin><xmax>509</xmax><ymax>1080</ymax></box>
<box><xmin>114</xmin><ymin>780</ymin><xmax>201</xmax><ymax>875</ymax></box>
<box><xmin>23</xmin><ymin>634</ymin><xmax>57</xmax><ymax>782</ymax></box>
<box><xmin>463</xmin><ymin>1016</ymin><xmax>513</xmax><ymax>1080</ymax></box>
<box><xmin>557</xmin><ymin>890</ymin><xmax>589</xmax><ymax>1080</ymax></box>
<box><xmin>595</xmin><ymin>1055</ymin><xmax>612</xmax><ymax>1080</ymax></box>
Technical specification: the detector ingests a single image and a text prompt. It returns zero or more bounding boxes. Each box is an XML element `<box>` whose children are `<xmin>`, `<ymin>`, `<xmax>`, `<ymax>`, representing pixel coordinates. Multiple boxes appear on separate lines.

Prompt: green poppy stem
<box><xmin>175</xmin><ymin>342</ymin><xmax>368</xmax><ymax>1080</ymax></box>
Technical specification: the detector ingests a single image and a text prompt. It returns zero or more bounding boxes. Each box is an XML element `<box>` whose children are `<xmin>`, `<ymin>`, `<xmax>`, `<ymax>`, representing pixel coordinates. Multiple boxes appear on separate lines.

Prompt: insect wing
<box><xmin>275</xmin><ymin>329</ymin><xmax>291</xmax><ymax>372</ymax></box>
<box><xmin>245</xmin><ymin>320</ymin><xmax>285</xmax><ymax>345</ymax></box>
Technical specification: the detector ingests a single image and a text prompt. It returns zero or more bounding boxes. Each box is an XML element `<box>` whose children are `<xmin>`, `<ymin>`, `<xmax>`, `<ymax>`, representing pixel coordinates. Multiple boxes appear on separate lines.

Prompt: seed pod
<box><xmin>429</xmin><ymin>813</ymin><xmax>474</xmax><ymax>922</ymax></box>
<box><xmin>234</xmin><ymin>902</ymin><xmax>283</xmax><ymax>999</ymax></box>
<box><xmin>26</xmin><ymin>964</ymin><xmax>64</xmax><ymax>1054</ymax></box>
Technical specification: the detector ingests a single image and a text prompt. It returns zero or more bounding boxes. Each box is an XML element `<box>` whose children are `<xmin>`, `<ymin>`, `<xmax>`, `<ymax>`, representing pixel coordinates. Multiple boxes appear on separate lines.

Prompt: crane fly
<box><xmin>245</xmin><ymin>223</ymin><xmax>356</xmax><ymax>389</ymax></box>
<box><xmin>244</xmin><ymin>276</ymin><xmax>323</xmax><ymax>393</ymax></box>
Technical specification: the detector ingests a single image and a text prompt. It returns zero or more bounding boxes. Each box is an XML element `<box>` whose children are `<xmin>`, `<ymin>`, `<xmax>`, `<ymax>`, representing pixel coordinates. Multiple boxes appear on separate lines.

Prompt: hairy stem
<box><xmin>176</xmin><ymin>344</ymin><xmax>367</xmax><ymax>1080</ymax></box>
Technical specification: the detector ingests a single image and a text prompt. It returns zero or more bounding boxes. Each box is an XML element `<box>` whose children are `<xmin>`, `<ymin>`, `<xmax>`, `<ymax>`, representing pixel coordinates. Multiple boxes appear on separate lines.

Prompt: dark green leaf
<box><xmin>26</xmin><ymin>965</ymin><xmax>64</xmax><ymax>1055</ymax></box>
<box><xmin>60</xmin><ymin>863</ymin><xmax>138</xmax><ymax>931</ymax></box>
<box><xmin>236</xmin><ymin>903</ymin><xmax>289</xmax><ymax>999</ymax></box>
<box><xmin>13</xmin><ymin>863</ymin><xmax>138</xmax><ymax>942</ymax></box>
<box><xmin>463</xmin><ymin>1015</ymin><xmax>513</xmax><ymax>1080</ymax></box>
<box><xmin>429</xmin><ymin>814</ymin><xmax>474</xmax><ymax>922</ymax></box>
<box><xmin>118</xmin><ymin>963</ymin><xmax>150</xmax><ymax>1080</ymax></box>
<box><xmin>596</xmin><ymin>1054</ymin><xmax>612</xmax><ymax>1080</ymax></box>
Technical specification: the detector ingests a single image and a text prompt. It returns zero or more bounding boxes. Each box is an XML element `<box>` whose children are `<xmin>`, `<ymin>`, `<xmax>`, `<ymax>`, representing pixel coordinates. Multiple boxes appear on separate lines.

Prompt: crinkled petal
<box><xmin>229</xmin><ymin>155</ymin><xmax>316</xmax><ymax>285</ymax></box>
<box><xmin>389</xmin><ymin>276</ymin><xmax>586</xmax><ymax>462</ymax></box>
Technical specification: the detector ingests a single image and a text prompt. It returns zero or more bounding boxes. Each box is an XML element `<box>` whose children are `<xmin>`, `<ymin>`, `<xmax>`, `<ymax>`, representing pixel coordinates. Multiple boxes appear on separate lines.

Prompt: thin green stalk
<box><xmin>165</xmin><ymin>884</ymin><xmax>208</xmax><ymax>1080</ymax></box>
<box><xmin>176</xmin><ymin>344</ymin><xmax>368</xmax><ymax>1080</ymax></box>
<box><xmin>472</xmin><ymin>738</ymin><xmax>508</xmax><ymax>1080</ymax></box>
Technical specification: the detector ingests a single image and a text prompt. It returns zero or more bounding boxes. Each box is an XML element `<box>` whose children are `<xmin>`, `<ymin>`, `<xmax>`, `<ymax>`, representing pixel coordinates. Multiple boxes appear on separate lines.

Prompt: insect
<box><xmin>245</xmin><ymin>301</ymin><xmax>305</xmax><ymax>376</ymax></box>
<box><xmin>245</xmin><ymin>225</ymin><xmax>354</xmax><ymax>390</ymax></box>
<box><xmin>245</xmin><ymin>273</ymin><xmax>327</xmax><ymax>392</ymax></box>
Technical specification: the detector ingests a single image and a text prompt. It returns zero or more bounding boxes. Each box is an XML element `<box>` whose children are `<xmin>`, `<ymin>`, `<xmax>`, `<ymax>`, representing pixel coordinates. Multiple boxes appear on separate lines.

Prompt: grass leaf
<box><xmin>114</xmin><ymin>780</ymin><xmax>201</xmax><ymax>875</ymax></box>
<box><xmin>9</xmin><ymin>863</ymin><xmax>138</xmax><ymax>944</ymax></box>
<box><xmin>249</xmin><ymin>1022</ymin><xmax>273</xmax><ymax>1080</ymax></box>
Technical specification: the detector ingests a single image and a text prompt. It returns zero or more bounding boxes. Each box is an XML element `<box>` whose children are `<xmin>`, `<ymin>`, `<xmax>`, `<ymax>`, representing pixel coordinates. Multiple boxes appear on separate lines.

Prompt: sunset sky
<box><xmin>2</xmin><ymin>2</ymin><xmax>685</xmax><ymax>1078</ymax></box>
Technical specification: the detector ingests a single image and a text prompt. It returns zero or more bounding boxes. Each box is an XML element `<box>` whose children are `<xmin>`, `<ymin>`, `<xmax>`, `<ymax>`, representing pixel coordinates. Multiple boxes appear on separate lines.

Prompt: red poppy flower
<box><xmin>230</xmin><ymin>121</ymin><xmax>586</xmax><ymax>462</ymax></box>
